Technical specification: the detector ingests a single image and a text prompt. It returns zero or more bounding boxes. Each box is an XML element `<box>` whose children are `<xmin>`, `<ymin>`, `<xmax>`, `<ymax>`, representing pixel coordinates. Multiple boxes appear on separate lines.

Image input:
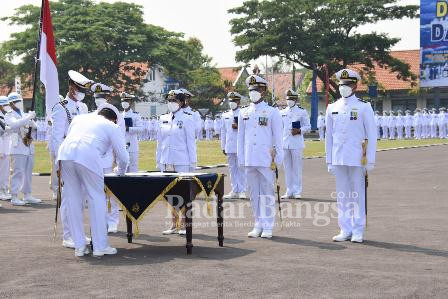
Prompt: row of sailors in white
<box><xmin>375</xmin><ymin>108</ymin><xmax>448</xmax><ymax>139</ymax></box>
<box><xmin>317</xmin><ymin>111</ymin><xmax>326</xmax><ymax>140</ymax></box>
<box><xmin>0</xmin><ymin>93</ymin><xmax>42</xmax><ymax>207</ymax></box>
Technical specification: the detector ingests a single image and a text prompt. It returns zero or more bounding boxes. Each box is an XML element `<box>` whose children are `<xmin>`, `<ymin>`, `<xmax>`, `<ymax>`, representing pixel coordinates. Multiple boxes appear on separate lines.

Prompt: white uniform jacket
<box><xmin>325</xmin><ymin>95</ymin><xmax>377</xmax><ymax>166</ymax></box>
<box><xmin>237</xmin><ymin>101</ymin><xmax>283</xmax><ymax>167</ymax></box>
<box><xmin>280</xmin><ymin>105</ymin><xmax>311</xmax><ymax>150</ymax></box>
<box><xmin>156</xmin><ymin>110</ymin><xmax>197</xmax><ymax>166</ymax></box>
<box><xmin>57</xmin><ymin>113</ymin><xmax>129</xmax><ymax>177</ymax></box>
<box><xmin>317</xmin><ymin>115</ymin><xmax>326</xmax><ymax>128</ymax></box>
<box><xmin>122</xmin><ymin>109</ymin><xmax>143</xmax><ymax>153</ymax></box>
<box><xmin>5</xmin><ymin>110</ymin><xmax>36</xmax><ymax>156</ymax></box>
<box><xmin>50</xmin><ymin>96</ymin><xmax>83</xmax><ymax>155</ymax></box>
<box><xmin>221</xmin><ymin>108</ymin><xmax>240</xmax><ymax>154</ymax></box>
<box><xmin>183</xmin><ymin>106</ymin><xmax>202</xmax><ymax>137</ymax></box>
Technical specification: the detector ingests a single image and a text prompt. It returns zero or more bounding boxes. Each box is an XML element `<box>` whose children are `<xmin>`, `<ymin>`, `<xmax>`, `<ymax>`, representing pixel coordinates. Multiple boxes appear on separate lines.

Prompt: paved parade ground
<box><xmin>0</xmin><ymin>145</ymin><xmax>447</xmax><ymax>298</ymax></box>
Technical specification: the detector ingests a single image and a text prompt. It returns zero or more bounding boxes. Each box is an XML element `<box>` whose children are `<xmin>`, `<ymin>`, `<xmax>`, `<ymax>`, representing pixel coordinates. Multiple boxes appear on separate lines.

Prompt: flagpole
<box><xmin>31</xmin><ymin>0</ymin><xmax>45</xmax><ymax>112</ymax></box>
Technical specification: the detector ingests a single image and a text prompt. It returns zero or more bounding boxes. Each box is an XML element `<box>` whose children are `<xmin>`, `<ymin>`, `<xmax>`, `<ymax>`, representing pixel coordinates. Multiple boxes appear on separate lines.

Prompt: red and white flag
<box><xmin>39</xmin><ymin>0</ymin><xmax>59</xmax><ymax>117</ymax></box>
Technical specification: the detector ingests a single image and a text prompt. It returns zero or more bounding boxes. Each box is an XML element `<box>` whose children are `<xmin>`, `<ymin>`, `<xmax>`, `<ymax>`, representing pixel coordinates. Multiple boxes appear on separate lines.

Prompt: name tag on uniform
<box><xmin>332</xmin><ymin>112</ymin><xmax>338</xmax><ymax>115</ymax></box>
<box><xmin>162</xmin><ymin>121</ymin><xmax>168</xmax><ymax>124</ymax></box>
<box><xmin>258</xmin><ymin>117</ymin><xmax>268</xmax><ymax>126</ymax></box>
<box><xmin>282</xmin><ymin>115</ymin><xmax>287</xmax><ymax>117</ymax></box>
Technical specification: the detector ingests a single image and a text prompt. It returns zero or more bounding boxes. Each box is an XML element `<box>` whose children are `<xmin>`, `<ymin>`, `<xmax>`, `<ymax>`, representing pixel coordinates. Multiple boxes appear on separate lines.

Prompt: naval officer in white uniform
<box><xmin>156</xmin><ymin>90</ymin><xmax>197</xmax><ymax>235</ymax></box>
<box><xmin>57</xmin><ymin>108</ymin><xmax>129</xmax><ymax>257</ymax></box>
<box><xmin>5</xmin><ymin>92</ymin><xmax>40</xmax><ymax>206</ymax></box>
<box><xmin>238</xmin><ymin>75</ymin><xmax>283</xmax><ymax>239</ymax></box>
<box><xmin>221</xmin><ymin>92</ymin><xmax>246</xmax><ymax>200</ymax></box>
<box><xmin>326</xmin><ymin>69</ymin><xmax>377</xmax><ymax>243</ymax></box>
<box><xmin>52</xmin><ymin>70</ymin><xmax>93</xmax><ymax>248</ymax></box>
<box><xmin>0</xmin><ymin>96</ymin><xmax>12</xmax><ymax>202</ymax></box>
<box><xmin>121</xmin><ymin>92</ymin><xmax>143</xmax><ymax>173</ymax></box>
<box><xmin>280</xmin><ymin>89</ymin><xmax>311</xmax><ymax>199</ymax></box>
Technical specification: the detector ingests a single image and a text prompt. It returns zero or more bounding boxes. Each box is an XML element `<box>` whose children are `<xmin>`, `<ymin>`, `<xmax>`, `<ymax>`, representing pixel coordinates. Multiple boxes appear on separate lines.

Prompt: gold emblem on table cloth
<box><xmin>131</xmin><ymin>202</ymin><xmax>140</xmax><ymax>213</ymax></box>
<box><xmin>206</xmin><ymin>180</ymin><xmax>213</xmax><ymax>189</ymax></box>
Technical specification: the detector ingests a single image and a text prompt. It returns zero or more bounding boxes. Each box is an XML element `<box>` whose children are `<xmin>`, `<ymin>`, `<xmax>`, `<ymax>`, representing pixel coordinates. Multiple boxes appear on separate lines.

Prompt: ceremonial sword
<box><xmin>362</xmin><ymin>140</ymin><xmax>368</xmax><ymax>227</ymax></box>
<box><xmin>271</xmin><ymin>148</ymin><xmax>283</xmax><ymax>229</ymax></box>
<box><xmin>53</xmin><ymin>161</ymin><xmax>62</xmax><ymax>241</ymax></box>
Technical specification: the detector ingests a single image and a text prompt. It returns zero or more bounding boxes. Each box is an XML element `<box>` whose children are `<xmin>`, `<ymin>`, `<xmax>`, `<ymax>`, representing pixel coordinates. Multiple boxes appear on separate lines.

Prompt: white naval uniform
<box><xmin>438</xmin><ymin>111</ymin><xmax>447</xmax><ymax>138</ymax></box>
<box><xmin>221</xmin><ymin>108</ymin><xmax>246</xmax><ymax>194</ymax></box>
<box><xmin>57</xmin><ymin>113</ymin><xmax>129</xmax><ymax>251</ymax></box>
<box><xmin>388</xmin><ymin>115</ymin><xmax>396</xmax><ymax>139</ymax></box>
<box><xmin>422</xmin><ymin>112</ymin><xmax>430</xmax><ymax>138</ymax></box>
<box><xmin>183</xmin><ymin>106</ymin><xmax>202</xmax><ymax>140</ymax></box>
<box><xmin>237</xmin><ymin>101</ymin><xmax>283</xmax><ymax>232</ymax></box>
<box><xmin>413</xmin><ymin>113</ymin><xmax>422</xmax><ymax>139</ymax></box>
<box><xmin>122</xmin><ymin>109</ymin><xmax>143</xmax><ymax>173</ymax></box>
<box><xmin>317</xmin><ymin>115</ymin><xmax>325</xmax><ymax>140</ymax></box>
<box><xmin>205</xmin><ymin>119</ymin><xmax>214</xmax><ymax>140</ymax></box>
<box><xmin>404</xmin><ymin>114</ymin><xmax>413</xmax><ymax>139</ymax></box>
<box><xmin>430</xmin><ymin>113</ymin><xmax>438</xmax><ymax>138</ymax></box>
<box><xmin>381</xmin><ymin>115</ymin><xmax>388</xmax><ymax>139</ymax></box>
<box><xmin>214</xmin><ymin>118</ymin><xmax>222</xmax><ymax>139</ymax></box>
<box><xmin>51</xmin><ymin>96</ymin><xmax>85</xmax><ymax>241</ymax></box>
<box><xmin>374</xmin><ymin>115</ymin><xmax>381</xmax><ymax>138</ymax></box>
<box><xmin>156</xmin><ymin>110</ymin><xmax>197</xmax><ymax>172</ymax></box>
<box><xmin>5</xmin><ymin>110</ymin><xmax>37</xmax><ymax>197</ymax></box>
<box><xmin>280</xmin><ymin>105</ymin><xmax>311</xmax><ymax>197</ymax></box>
<box><xmin>0</xmin><ymin>112</ymin><xmax>10</xmax><ymax>193</ymax></box>
<box><xmin>396</xmin><ymin>115</ymin><xmax>404</xmax><ymax>139</ymax></box>
<box><xmin>325</xmin><ymin>95</ymin><xmax>377</xmax><ymax>237</ymax></box>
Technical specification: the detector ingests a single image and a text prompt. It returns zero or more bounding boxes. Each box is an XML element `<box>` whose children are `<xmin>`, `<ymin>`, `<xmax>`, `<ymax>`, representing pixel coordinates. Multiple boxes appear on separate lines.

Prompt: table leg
<box><xmin>126</xmin><ymin>216</ymin><xmax>133</xmax><ymax>243</ymax></box>
<box><xmin>185</xmin><ymin>180</ymin><xmax>194</xmax><ymax>255</ymax></box>
<box><xmin>217</xmin><ymin>190</ymin><xmax>224</xmax><ymax>247</ymax></box>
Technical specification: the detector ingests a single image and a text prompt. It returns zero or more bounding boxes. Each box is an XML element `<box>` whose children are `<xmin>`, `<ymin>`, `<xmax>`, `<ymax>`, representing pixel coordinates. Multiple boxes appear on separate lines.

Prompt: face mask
<box><xmin>75</xmin><ymin>91</ymin><xmax>85</xmax><ymax>102</ymax></box>
<box><xmin>168</xmin><ymin>102</ymin><xmax>180</xmax><ymax>113</ymax></box>
<box><xmin>229</xmin><ymin>101</ymin><xmax>238</xmax><ymax>110</ymax></box>
<box><xmin>287</xmin><ymin>100</ymin><xmax>296</xmax><ymax>108</ymax></box>
<box><xmin>95</xmin><ymin>98</ymin><xmax>107</xmax><ymax>108</ymax></box>
<box><xmin>339</xmin><ymin>85</ymin><xmax>353</xmax><ymax>98</ymax></box>
<box><xmin>121</xmin><ymin>102</ymin><xmax>130</xmax><ymax>110</ymax></box>
<box><xmin>249</xmin><ymin>90</ymin><xmax>261</xmax><ymax>102</ymax></box>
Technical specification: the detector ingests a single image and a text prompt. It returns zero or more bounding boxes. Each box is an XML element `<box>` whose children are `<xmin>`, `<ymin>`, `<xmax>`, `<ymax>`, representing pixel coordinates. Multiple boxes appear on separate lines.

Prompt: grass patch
<box><xmin>31</xmin><ymin>138</ymin><xmax>447</xmax><ymax>173</ymax></box>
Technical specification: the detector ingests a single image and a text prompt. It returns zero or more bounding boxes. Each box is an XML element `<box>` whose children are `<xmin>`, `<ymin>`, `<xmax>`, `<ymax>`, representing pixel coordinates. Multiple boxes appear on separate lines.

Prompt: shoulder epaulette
<box><xmin>241</xmin><ymin>105</ymin><xmax>248</xmax><ymax>108</ymax></box>
<box><xmin>184</xmin><ymin>111</ymin><xmax>192</xmax><ymax>115</ymax></box>
<box><xmin>357</xmin><ymin>98</ymin><xmax>367</xmax><ymax>103</ymax></box>
<box><xmin>297</xmin><ymin>105</ymin><xmax>304</xmax><ymax>109</ymax></box>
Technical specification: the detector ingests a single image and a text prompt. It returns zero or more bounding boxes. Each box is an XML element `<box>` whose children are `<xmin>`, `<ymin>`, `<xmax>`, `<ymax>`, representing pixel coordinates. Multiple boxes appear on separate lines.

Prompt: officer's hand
<box><xmin>327</xmin><ymin>164</ymin><xmax>335</xmax><ymax>175</ymax></box>
<box><xmin>222</xmin><ymin>150</ymin><xmax>226</xmax><ymax>156</ymax></box>
<box><xmin>27</xmin><ymin>111</ymin><xmax>36</xmax><ymax>120</ymax></box>
<box><xmin>364</xmin><ymin>164</ymin><xmax>374</xmax><ymax>173</ymax></box>
<box><xmin>291</xmin><ymin>128</ymin><xmax>301</xmax><ymax>136</ymax></box>
<box><xmin>231</xmin><ymin>123</ymin><xmax>238</xmax><ymax>130</ymax></box>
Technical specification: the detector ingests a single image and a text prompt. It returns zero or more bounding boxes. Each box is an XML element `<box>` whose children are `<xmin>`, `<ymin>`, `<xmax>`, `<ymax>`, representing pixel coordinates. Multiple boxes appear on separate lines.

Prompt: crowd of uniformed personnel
<box><xmin>0</xmin><ymin>67</ymin><xmax>446</xmax><ymax>257</ymax></box>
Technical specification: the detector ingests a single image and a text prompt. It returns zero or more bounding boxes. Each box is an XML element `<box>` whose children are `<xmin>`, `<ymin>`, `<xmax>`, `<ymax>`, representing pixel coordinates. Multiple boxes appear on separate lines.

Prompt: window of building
<box><xmin>148</xmin><ymin>68</ymin><xmax>156</xmax><ymax>81</ymax></box>
<box><xmin>427</xmin><ymin>98</ymin><xmax>448</xmax><ymax>109</ymax></box>
<box><xmin>391</xmin><ymin>99</ymin><xmax>417</xmax><ymax>112</ymax></box>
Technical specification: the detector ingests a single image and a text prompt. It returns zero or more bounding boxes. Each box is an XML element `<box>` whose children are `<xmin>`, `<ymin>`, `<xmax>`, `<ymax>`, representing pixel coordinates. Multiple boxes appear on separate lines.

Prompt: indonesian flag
<box><xmin>39</xmin><ymin>0</ymin><xmax>59</xmax><ymax>117</ymax></box>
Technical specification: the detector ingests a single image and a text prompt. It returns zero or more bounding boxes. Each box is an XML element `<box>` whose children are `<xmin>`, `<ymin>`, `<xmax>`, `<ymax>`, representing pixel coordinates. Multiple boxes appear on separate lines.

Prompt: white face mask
<box><xmin>286</xmin><ymin>100</ymin><xmax>296</xmax><ymax>108</ymax></box>
<box><xmin>95</xmin><ymin>98</ymin><xmax>107</xmax><ymax>108</ymax></box>
<box><xmin>249</xmin><ymin>90</ymin><xmax>262</xmax><ymax>102</ymax></box>
<box><xmin>75</xmin><ymin>91</ymin><xmax>85</xmax><ymax>102</ymax></box>
<box><xmin>339</xmin><ymin>85</ymin><xmax>353</xmax><ymax>98</ymax></box>
<box><xmin>229</xmin><ymin>101</ymin><xmax>238</xmax><ymax>110</ymax></box>
<box><xmin>167</xmin><ymin>102</ymin><xmax>180</xmax><ymax>113</ymax></box>
<box><xmin>121</xmin><ymin>102</ymin><xmax>130</xmax><ymax>110</ymax></box>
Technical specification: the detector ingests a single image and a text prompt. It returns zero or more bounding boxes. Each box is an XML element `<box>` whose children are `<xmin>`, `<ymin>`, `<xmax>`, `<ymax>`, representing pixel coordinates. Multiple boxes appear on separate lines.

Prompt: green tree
<box><xmin>229</xmin><ymin>0</ymin><xmax>419</xmax><ymax>99</ymax></box>
<box><xmin>1</xmin><ymin>0</ymin><xmax>223</xmax><ymax>111</ymax></box>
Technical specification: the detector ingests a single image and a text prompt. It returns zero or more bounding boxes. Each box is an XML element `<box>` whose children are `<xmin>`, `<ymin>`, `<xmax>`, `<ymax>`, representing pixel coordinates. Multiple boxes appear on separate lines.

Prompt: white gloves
<box><xmin>364</xmin><ymin>164</ymin><xmax>374</xmax><ymax>173</ymax></box>
<box><xmin>113</xmin><ymin>166</ymin><xmax>125</xmax><ymax>176</ymax></box>
<box><xmin>26</xmin><ymin>111</ymin><xmax>36</xmax><ymax>120</ymax></box>
<box><xmin>327</xmin><ymin>164</ymin><xmax>334</xmax><ymax>175</ymax></box>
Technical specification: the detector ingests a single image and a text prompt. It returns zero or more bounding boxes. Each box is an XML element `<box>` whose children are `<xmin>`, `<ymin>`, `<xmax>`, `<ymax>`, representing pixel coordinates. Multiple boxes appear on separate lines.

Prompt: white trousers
<box><xmin>205</xmin><ymin>129</ymin><xmax>213</xmax><ymax>140</ymax></box>
<box><xmin>388</xmin><ymin>126</ymin><xmax>395</xmax><ymax>139</ymax></box>
<box><xmin>439</xmin><ymin>124</ymin><xmax>447</xmax><ymax>138</ymax></box>
<box><xmin>376</xmin><ymin>126</ymin><xmax>381</xmax><ymax>138</ymax></box>
<box><xmin>61</xmin><ymin>161</ymin><xmax>109</xmax><ymax>251</ymax></box>
<box><xmin>333</xmin><ymin>166</ymin><xmax>366</xmax><ymax>236</ymax></box>
<box><xmin>431</xmin><ymin>125</ymin><xmax>437</xmax><ymax>138</ymax></box>
<box><xmin>49</xmin><ymin>152</ymin><xmax>58</xmax><ymax>192</ymax></box>
<box><xmin>126</xmin><ymin>151</ymin><xmax>138</xmax><ymax>173</ymax></box>
<box><xmin>10</xmin><ymin>154</ymin><xmax>33</xmax><ymax>196</ymax></box>
<box><xmin>381</xmin><ymin>126</ymin><xmax>388</xmax><ymax>139</ymax></box>
<box><xmin>283</xmin><ymin>149</ymin><xmax>303</xmax><ymax>196</ymax></box>
<box><xmin>405</xmin><ymin>126</ymin><xmax>411</xmax><ymax>139</ymax></box>
<box><xmin>104</xmin><ymin>167</ymin><xmax>120</xmax><ymax>228</ymax></box>
<box><xmin>414</xmin><ymin>125</ymin><xmax>422</xmax><ymax>139</ymax></box>
<box><xmin>227</xmin><ymin>153</ymin><xmax>246</xmax><ymax>193</ymax></box>
<box><xmin>161</xmin><ymin>164</ymin><xmax>190</xmax><ymax>172</ymax></box>
<box><xmin>0</xmin><ymin>154</ymin><xmax>10</xmax><ymax>190</ymax></box>
<box><xmin>396</xmin><ymin>126</ymin><xmax>403</xmax><ymax>139</ymax></box>
<box><xmin>318</xmin><ymin>127</ymin><xmax>325</xmax><ymax>140</ymax></box>
<box><xmin>246</xmin><ymin>166</ymin><xmax>276</xmax><ymax>231</ymax></box>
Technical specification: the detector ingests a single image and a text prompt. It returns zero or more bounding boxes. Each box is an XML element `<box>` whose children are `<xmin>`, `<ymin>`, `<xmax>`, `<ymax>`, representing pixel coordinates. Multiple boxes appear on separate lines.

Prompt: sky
<box><xmin>0</xmin><ymin>0</ymin><xmax>420</xmax><ymax>68</ymax></box>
